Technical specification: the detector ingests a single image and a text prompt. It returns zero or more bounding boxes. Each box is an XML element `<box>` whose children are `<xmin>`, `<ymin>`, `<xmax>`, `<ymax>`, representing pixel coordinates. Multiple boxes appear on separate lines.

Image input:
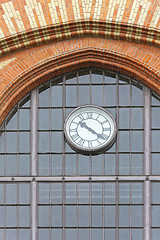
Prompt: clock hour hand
<box><xmin>79</xmin><ymin>121</ymin><xmax>106</xmax><ymax>140</ymax></box>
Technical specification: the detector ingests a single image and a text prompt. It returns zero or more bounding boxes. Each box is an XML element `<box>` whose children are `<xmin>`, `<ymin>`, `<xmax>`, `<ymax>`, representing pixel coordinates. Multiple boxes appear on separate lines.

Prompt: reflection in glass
<box><xmin>119</xmin><ymin>183</ymin><xmax>129</xmax><ymax>204</ymax></box>
<box><xmin>132</xmin><ymin>206</ymin><xmax>142</xmax><ymax>227</ymax></box>
<box><xmin>105</xmin><ymin>154</ymin><xmax>116</xmax><ymax>175</ymax></box>
<box><xmin>52</xmin><ymin>229</ymin><xmax>62</xmax><ymax>240</ymax></box>
<box><xmin>52</xmin><ymin>183</ymin><xmax>62</xmax><ymax>204</ymax></box>
<box><xmin>52</xmin><ymin>86</ymin><xmax>62</xmax><ymax>107</ymax></box>
<box><xmin>52</xmin><ymin>155</ymin><xmax>62</xmax><ymax>175</ymax></box>
<box><xmin>39</xmin><ymin>206</ymin><xmax>49</xmax><ymax>227</ymax></box>
<box><xmin>79</xmin><ymin>229</ymin><xmax>89</xmax><ymax>240</ymax></box>
<box><xmin>119</xmin><ymin>229</ymin><xmax>129</xmax><ymax>240</ymax></box>
<box><xmin>39</xmin><ymin>132</ymin><xmax>50</xmax><ymax>153</ymax></box>
<box><xmin>6</xmin><ymin>206</ymin><xmax>17</xmax><ymax>227</ymax></box>
<box><xmin>6</xmin><ymin>155</ymin><xmax>17</xmax><ymax>176</ymax></box>
<box><xmin>78</xmin><ymin>155</ymin><xmax>89</xmax><ymax>175</ymax></box>
<box><xmin>19</xmin><ymin>109</ymin><xmax>30</xmax><ymax>130</ymax></box>
<box><xmin>19</xmin><ymin>206</ymin><xmax>30</xmax><ymax>227</ymax></box>
<box><xmin>6</xmin><ymin>132</ymin><xmax>17</xmax><ymax>153</ymax></box>
<box><xmin>66</xmin><ymin>154</ymin><xmax>76</xmax><ymax>175</ymax></box>
<box><xmin>19</xmin><ymin>132</ymin><xmax>30</xmax><ymax>153</ymax></box>
<box><xmin>132</xmin><ymin>108</ymin><xmax>143</xmax><ymax>129</ymax></box>
<box><xmin>66</xmin><ymin>86</ymin><xmax>77</xmax><ymax>106</ymax></box>
<box><xmin>39</xmin><ymin>183</ymin><xmax>49</xmax><ymax>204</ymax></box>
<box><xmin>19</xmin><ymin>155</ymin><xmax>30</xmax><ymax>175</ymax></box>
<box><xmin>105</xmin><ymin>229</ymin><xmax>115</xmax><ymax>240</ymax></box>
<box><xmin>105</xmin><ymin>85</ymin><xmax>116</xmax><ymax>106</ymax></box>
<box><xmin>119</xmin><ymin>154</ymin><xmax>130</xmax><ymax>175</ymax></box>
<box><xmin>92</xmin><ymin>183</ymin><xmax>102</xmax><ymax>204</ymax></box>
<box><xmin>92</xmin><ymin>155</ymin><xmax>102</xmax><ymax>175</ymax></box>
<box><xmin>66</xmin><ymin>183</ymin><xmax>76</xmax><ymax>204</ymax></box>
<box><xmin>105</xmin><ymin>183</ymin><xmax>115</xmax><ymax>204</ymax></box>
<box><xmin>52</xmin><ymin>109</ymin><xmax>62</xmax><ymax>130</ymax></box>
<box><xmin>66</xmin><ymin>206</ymin><xmax>76</xmax><ymax>227</ymax></box>
<box><xmin>119</xmin><ymin>85</ymin><xmax>130</xmax><ymax>106</ymax></box>
<box><xmin>92</xmin><ymin>86</ymin><xmax>103</xmax><ymax>105</ymax></box>
<box><xmin>119</xmin><ymin>108</ymin><xmax>130</xmax><ymax>129</ymax></box>
<box><xmin>119</xmin><ymin>131</ymin><xmax>130</xmax><ymax>152</ymax></box>
<box><xmin>52</xmin><ymin>132</ymin><xmax>62</xmax><ymax>152</ymax></box>
<box><xmin>92</xmin><ymin>229</ymin><xmax>103</xmax><ymax>240</ymax></box>
<box><xmin>78</xmin><ymin>183</ymin><xmax>89</xmax><ymax>204</ymax></box>
<box><xmin>132</xmin><ymin>131</ymin><xmax>143</xmax><ymax>152</ymax></box>
<box><xmin>6</xmin><ymin>184</ymin><xmax>17</xmax><ymax>204</ymax></box>
<box><xmin>66</xmin><ymin>229</ymin><xmax>76</xmax><ymax>240</ymax></box>
<box><xmin>39</xmin><ymin>109</ymin><xmax>49</xmax><ymax>130</ymax></box>
<box><xmin>132</xmin><ymin>85</ymin><xmax>143</xmax><ymax>106</ymax></box>
<box><xmin>79</xmin><ymin>86</ymin><xmax>90</xmax><ymax>105</ymax></box>
<box><xmin>39</xmin><ymin>155</ymin><xmax>49</xmax><ymax>175</ymax></box>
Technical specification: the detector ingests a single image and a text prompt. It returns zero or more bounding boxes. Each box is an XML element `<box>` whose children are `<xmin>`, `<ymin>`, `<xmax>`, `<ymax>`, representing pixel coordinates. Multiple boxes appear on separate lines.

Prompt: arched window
<box><xmin>0</xmin><ymin>68</ymin><xmax>160</xmax><ymax>240</ymax></box>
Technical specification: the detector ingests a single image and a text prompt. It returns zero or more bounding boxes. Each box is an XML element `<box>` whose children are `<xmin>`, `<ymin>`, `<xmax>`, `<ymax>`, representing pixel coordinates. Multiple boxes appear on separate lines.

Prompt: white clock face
<box><xmin>64</xmin><ymin>105</ymin><xmax>117</xmax><ymax>155</ymax></box>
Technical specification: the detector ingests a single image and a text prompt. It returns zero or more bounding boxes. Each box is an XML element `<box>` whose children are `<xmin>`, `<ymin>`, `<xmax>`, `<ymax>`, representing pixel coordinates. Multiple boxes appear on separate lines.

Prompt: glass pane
<box><xmin>52</xmin><ymin>86</ymin><xmax>62</xmax><ymax>107</ymax></box>
<box><xmin>39</xmin><ymin>206</ymin><xmax>49</xmax><ymax>227</ymax></box>
<box><xmin>105</xmin><ymin>183</ymin><xmax>115</xmax><ymax>204</ymax></box>
<box><xmin>6</xmin><ymin>132</ymin><xmax>17</xmax><ymax>153</ymax></box>
<box><xmin>0</xmin><ymin>185</ymin><xmax>4</xmax><ymax>204</ymax></box>
<box><xmin>132</xmin><ymin>183</ymin><xmax>143</xmax><ymax>204</ymax></box>
<box><xmin>19</xmin><ymin>132</ymin><xmax>30</xmax><ymax>153</ymax></box>
<box><xmin>66</xmin><ymin>72</ymin><xmax>77</xmax><ymax>84</ymax></box>
<box><xmin>52</xmin><ymin>109</ymin><xmax>62</xmax><ymax>130</ymax></box>
<box><xmin>39</xmin><ymin>109</ymin><xmax>49</xmax><ymax>130</ymax></box>
<box><xmin>152</xmin><ymin>154</ymin><xmax>160</xmax><ymax>174</ymax></box>
<box><xmin>52</xmin><ymin>206</ymin><xmax>62</xmax><ymax>227</ymax></box>
<box><xmin>66</xmin><ymin>229</ymin><xmax>76</xmax><ymax>240</ymax></box>
<box><xmin>39</xmin><ymin>155</ymin><xmax>49</xmax><ymax>175</ymax></box>
<box><xmin>19</xmin><ymin>155</ymin><xmax>30</xmax><ymax>175</ymax></box>
<box><xmin>152</xmin><ymin>183</ymin><xmax>160</xmax><ymax>204</ymax></box>
<box><xmin>92</xmin><ymin>206</ymin><xmax>102</xmax><ymax>227</ymax></box>
<box><xmin>0</xmin><ymin>132</ymin><xmax>4</xmax><ymax>153</ymax></box>
<box><xmin>132</xmin><ymin>131</ymin><xmax>143</xmax><ymax>152</ymax></box>
<box><xmin>79</xmin><ymin>206</ymin><xmax>89</xmax><ymax>227</ymax></box>
<box><xmin>152</xmin><ymin>130</ymin><xmax>160</xmax><ymax>152</ymax></box>
<box><xmin>105</xmin><ymin>72</ymin><xmax>116</xmax><ymax>84</ymax></box>
<box><xmin>119</xmin><ymin>108</ymin><xmax>130</xmax><ymax>129</ymax></box>
<box><xmin>105</xmin><ymin>85</ymin><xmax>116</xmax><ymax>106</ymax></box>
<box><xmin>119</xmin><ymin>229</ymin><xmax>129</xmax><ymax>240</ymax></box>
<box><xmin>39</xmin><ymin>229</ymin><xmax>49</xmax><ymax>240</ymax></box>
<box><xmin>6</xmin><ymin>155</ymin><xmax>17</xmax><ymax>176</ymax></box>
<box><xmin>79</xmin><ymin>229</ymin><xmax>89</xmax><ymax>240</ymax></box>
<box><xmin>132</xmin><ymin>154</ymin><xmax>143</xmax><ymax>175</ymax></box>
<box><xmin>132</xmin><ymin>206</ymin><xmax>142</xmax><ymax>227</ymax></box>
<box><xmin>79</xmin><ymin>86</ymin><xmax>90</xmax><ymax>105</ymax></box>
<box><xmin>6</xmin><ymin>112</ymin><xmax>17</xmax><ymax>130</ymax></box>
<box><xmin>105</xmin><ymin>229</ymin><xmax>115</xmax><ymax>240</ymax></box>
<box><xmin>92</xmin><ymin>155</ymin><xmax>102</xmax><ymax>175</ymax></box>
<box><xmin>91</xmin><ymin>69</ymin><xmax>103</xmax><ymax>83</ymax></box>
<box><xmin>119</xmin><ymin>85</ymin><xmax>130</xmax><ymax>106</ymax></box>
<box><xmin>39</xmin><ymin>88</ymin><xmax>50</xmax><ymax>107</ymax></box>
<box><xmin>132</xmin><ymin>229</ymin><xmax>143</xmax><ymax>240</ymax></box>
<box><xmin>52</xmin><ymin>229</ymin><xmax>62</xmax><ymax>240</ymax></box>
<box><xmin>19</xmin><ymin>109</ymin><xmax>30</xmax><ymax>130</ymax></box>
<box><xmin>6</xmin><ymin>184</ymin><xmax>17</xmax><ymax>204</ymax></box>
<box><xmin>119</xmin><ymin>183</ymin><xmax>129</xmax><ymax>204</ymax></box>
<box><xmin>0</xmin><ymin>206</ymin><xmax>4</xmax><ymax>226</ymax></box>
<box><xmin>105</xmin><ymin>154</ymin><xmax>116</xmax><ymax>175</ymax></box>
<box><xmin>39</xmin><ymin>132</ymin><xmax>50</xmax><ymax>152</ymax></box>
<box><xmin>6</xmin><ymin>229</ymin><xmax>17</xmax><ymax>240</ymax></box>
<box><xmin>104</xmin><ymin>206</ymin><xmax>115</xmax><ymax>227</ymax></box>
<box><xmin>19</xmin><ymin>183</ymin><xmax>30</xmax><ymax>204</ymax></box>
<box><xmin>92</xmin><ymin>229</ymin><xmax>103</xmax><ymax>240</ymax></box>
<box><xmin>66</xmin><ymin>86</ymin><xmax>77</xmax><ymax>106</ymax></box>
<box><xmin>152</xmin><ymin>229</ymin><xmax>160</xmax><ymax>240</ymax></box>
<box><xmin>152</xmin><ymin>206</ymin><xmax>160</xmax><ymax>227</ymax></box>
<box><xmin>78</xmin><ymin>183</ymin><xmax>89</xmax><ymax>204</ymax></box>
<box><xmin>66</xmin><ymin>154</ymin><xmax>76</xmax><ymax>175</ymax></box>
<box><xmin>66</xmin><ymin>183</ymin><xmax>76</xmax><ymax>204</ymax></box>
<box><xmin>119</xmin><ymin>154</ymin><xmax>130</xmax><ymax>175</ymax></box>
<box><xmin>92</xmin><ymin>183</ymin><xmax>102</xmax><ymax>204</ymax></box>
<box><xmin>52</xmin><ymin>155</ymin><xmax>62</xmax><ymax>175</ymax></box>
<box><xmin>52</xmin><ymin>183</ymin><xmax>62</xmax><ymax>204</ymax></box>
<box><xmin>19</xmin><ymin>229</ymin><xmax>30</xmax><ymax>240</ymax></box>
<box><xmin>78</xmin><ymin>70</ymin><xmax>90</xmax><ymax>84</ymax></box>
<box><xmin>39</xmin><ymin>183</ymin><xmax>49</xmax><ymax>204</ymax></box>
<box><xmin>52</xmin><ymin>132</ymin><xmax>62</xmax><ymax>152</ymax></box>
<box><xmin>132</xmin><ymin>85</ymin><xmax>143</xmax><ymax>106</ymax></box>
<box><xmin>92</xmin><ymin>86</ymin><xmax>103</xmax><ymax>105</ymax></box>
<box><xmin>66</xmin><ymin>206</ymin><xmax>76</xmax><ymax>227</ymax></box>
<box><xmin>132</xmin><ymin>108</ymin><xmax>143</xmax><ymax>129</ymax></box>
<box><xmin>78</xmin><ymin>155</ymin><xmax>89</xmax><ymax>175</ymax></box>
<box><xmin>0</xmin><ymin>155</ymin><xmax>4</xmax><ymax>175</ymax></box>
<box><xmin>19</xmin><ymin>206</ymin><xmax>30</xmax><ymax>227</ymax></box>
<box><xmin>119</xmin><ymin>206</ymin><xmax>129</xmax><ymax>227</ymax></box>
<box><xmin>6</xmin><ymin>206</ymin><xmax>17</xmax><ymax>227</ymax></box>
<box><xmin>119</xmin><ymin>131</ymin><xmax>130</xmax><ymax>152</ymax></box>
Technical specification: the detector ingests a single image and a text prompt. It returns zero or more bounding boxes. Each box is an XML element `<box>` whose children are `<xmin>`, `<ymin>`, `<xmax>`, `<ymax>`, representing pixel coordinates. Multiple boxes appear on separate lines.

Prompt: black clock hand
<box><xmin>79</xmin><ymin>121</ymin><xmax>106</xmax><ymax>140</ymax></box>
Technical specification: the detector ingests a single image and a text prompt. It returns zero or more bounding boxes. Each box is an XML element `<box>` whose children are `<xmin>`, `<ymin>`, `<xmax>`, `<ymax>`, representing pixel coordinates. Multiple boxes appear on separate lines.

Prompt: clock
<box><xmin>64</xmin><ymin>105</ymin><xmax>117</xmax><ymax>155</ymax></box>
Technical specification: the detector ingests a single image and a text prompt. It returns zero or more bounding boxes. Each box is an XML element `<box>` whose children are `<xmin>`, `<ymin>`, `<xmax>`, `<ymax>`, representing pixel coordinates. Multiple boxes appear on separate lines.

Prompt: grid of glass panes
<box><xmin>38</xmin><ymin>181</ymin><xmax>143</xmax><ymax>240</ymax></box>
<box><xmin>38</xmin><ymin>69</ymin><xmax>144</xmax><ymax>176</ymax></box>
<box><xmin>0</xmin><ymin>183</ymin><xmax>31</xmax><ymax>240</ymax></box>
<box><xmin>0</xmin><ymin>96</ymin><xmax>31</xmax><ymax>176</ymax></box>
<box><xmin>151</xmin><ymin>93</ymin><xmax>160</xmax><ymax>175</ymax></box>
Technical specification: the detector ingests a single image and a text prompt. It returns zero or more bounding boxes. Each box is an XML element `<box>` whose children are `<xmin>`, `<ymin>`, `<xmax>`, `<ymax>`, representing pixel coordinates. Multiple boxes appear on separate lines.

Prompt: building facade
<box><xmin>0</xmin><ymin>1</ymin><xmax>160</xmax><ymax>240</ymax></box>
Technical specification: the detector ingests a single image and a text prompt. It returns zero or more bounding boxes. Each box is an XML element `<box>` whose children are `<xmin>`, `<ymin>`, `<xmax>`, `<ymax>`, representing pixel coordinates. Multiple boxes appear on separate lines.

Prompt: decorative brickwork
<box><xmin>0</xmin><ymin>0</ymin><xmax>160</xmax><ymax>126</ymax></box>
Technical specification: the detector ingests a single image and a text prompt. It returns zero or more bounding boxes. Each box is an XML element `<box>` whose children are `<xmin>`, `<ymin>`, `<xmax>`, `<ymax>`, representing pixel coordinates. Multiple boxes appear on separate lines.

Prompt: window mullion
<box><xmin>31</xmin><ymin>89</ymin><xmax>38</xmax><ymax>240</ymax></box>
<box><xmin>144</xmin><ymin>86</ymin><xmax>151</xmax><ymax>240</ymax></box>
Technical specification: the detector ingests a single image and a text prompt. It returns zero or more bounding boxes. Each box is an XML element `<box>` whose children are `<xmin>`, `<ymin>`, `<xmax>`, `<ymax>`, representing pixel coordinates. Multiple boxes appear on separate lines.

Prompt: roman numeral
<box><xmin>88</xmin><ymin>141</ymin><xmax>93</xmax><ymax>148</ymax></box>
<box><xmin>70</xmin><ymin>128</ymin><xmax>77</xmax><ymax>132</ymax></box>
<box><xmin>101</xmin><ymin>119</ymin><xmax>108</xmax><ymax>124</ymax></box>
<box><xmin>71</xmin><ymin>134</ymin><xmax>79</xmax><ymax>141</ymax></box>
<box><xmin>78</xmin><ymin>114</ymin><xmax>85</xmax><ymax>120</ymax></box>
<box><xmin>87</xmin><ymin>112</ymin><xmax>93</xmax><ymax>118</ymax></box>
<box><xmin>77</xmin><ymin>138</ymin><xmax>85</xmax><ymax>146</ymax></box>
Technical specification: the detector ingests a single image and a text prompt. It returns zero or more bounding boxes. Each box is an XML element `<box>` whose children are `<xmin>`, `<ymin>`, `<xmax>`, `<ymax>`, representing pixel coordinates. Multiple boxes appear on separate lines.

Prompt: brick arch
<box><xmin>0</xmin><ymin>37</ymin><xmax>160</xmax><ymax>126</ymax></box>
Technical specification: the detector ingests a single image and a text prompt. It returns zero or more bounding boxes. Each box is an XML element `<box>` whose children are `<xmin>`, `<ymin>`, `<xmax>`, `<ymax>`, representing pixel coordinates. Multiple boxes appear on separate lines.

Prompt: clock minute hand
<box><xmin>79</xmin><ymin>121</ymin><xmax>105</xmax><ymax>140</ymax></box>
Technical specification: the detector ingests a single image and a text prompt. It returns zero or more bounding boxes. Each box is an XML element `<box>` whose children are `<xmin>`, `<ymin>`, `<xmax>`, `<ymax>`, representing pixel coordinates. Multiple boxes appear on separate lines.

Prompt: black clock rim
<box><xmin>64</xmin><ymin>105</ymin><xmax>117</xmax><ymax>155</ymax></box>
